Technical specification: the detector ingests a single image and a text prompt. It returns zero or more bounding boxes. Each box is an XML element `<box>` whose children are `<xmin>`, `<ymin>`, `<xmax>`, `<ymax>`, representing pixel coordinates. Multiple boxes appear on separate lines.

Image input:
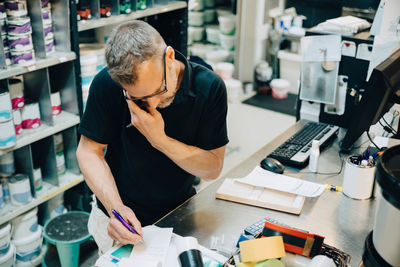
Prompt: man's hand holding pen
<box><xmin>107</xmin><ymin>204</ymin><xmax>143</xmax><ymax>245</ymax></box>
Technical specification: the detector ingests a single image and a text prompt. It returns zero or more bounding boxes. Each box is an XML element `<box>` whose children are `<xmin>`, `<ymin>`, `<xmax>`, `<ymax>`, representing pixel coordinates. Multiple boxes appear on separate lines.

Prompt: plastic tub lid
<box><xmin>376</xmin><ymin>145</ymin><xmax>400</xmax><ymax>209</ymax></box>
<box><xmin>0</xmin><ymin>223</ymin><xmax>11</xmax><ymax>238</ymax></box>
<box><xmin>270</xmin><ymin>79</ymin><xmax>290</xmax><ymax>89</ymax></box>
<box><xmin>0</xmin><ymin>243</ymin><xmax>14</xmax><ymax>264</ymax></box>
<box><xmin>14</xmin><ymin>207</ymin><xmax>38</xmax><ymax>223</ymax></box>
<box><xmin>12</xmin><ymin>225</ymin><xmax>42</xmax><ymax>246</ymax></box>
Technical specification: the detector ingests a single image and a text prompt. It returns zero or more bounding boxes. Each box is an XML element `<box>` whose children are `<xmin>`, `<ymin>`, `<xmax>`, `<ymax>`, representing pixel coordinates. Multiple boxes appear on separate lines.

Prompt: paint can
<box><xmin>50</xmin><ymin>91</ymin><xmax>61</xmax><ymax>116</ymax></box>
<box><xmin>41</xmin><ymin>7</ymin><xmax>51</xmax><ymax>24</ymax></box>
<box><xmin>11</xmin><ymin>207</ymin><xmax>38</xmax><ymax>239</ymax></box>
<box><xmin>8</xmin><ymin>33</ymin><xmax>33</xmax><ymax>51</ymax></box>
<box><xmin>54</xmin><ymin>133</ymin><xmax>66</xmax><ymax>176</ymax></box>
<box><xmin>12</xmin><ymin>109</ymin><xmax>22</xmax><ymax>135</ymax></box>
<box><xmin>0</xmin><ymin>3</ymin><xmax>6</xmax><ymax>20</ymax></box>
<box><xmin>0</xmin><ymin>184</ymin><xmax>4</xmax><ymax>208</ymax></box>
<box><xmin>33</xmin><ymin>167</ymin><xmax>42</xmax><ymax>192</ymax></box>
<box><xmin>0</xmin><ymin>152</ymin><xmax>14</xmax><ymax>177</ymax></box>
<box><xmin>8</xmin><ymin>173</ymin><xmax>32</xmax><ymax>206</ymax></box>
<box><xmin>43</xmin><ymin>24</ymin><xmax>53</xmax><ymax>39</ymax></box>
<box><xmin>45</xmin><ymin>36</ymin><xmax>54</xmax><ymax>55</ymax></box>
<box><xmin>0</xmin><ymin>91</ymin><xmax>12</xmax><ymax>122</ymax></box>
<box><xmin>21</xmin><ymin>101</ymin><xmax>40</xmax><ymax>129</ymax></box>
<box><xmin>0</xmin><ymin>177</ymin><xmax>10</xmax><ymax>203</ymax></box>
<box><xmin>9</xmin><ymin>78</ymin><xmax>24</xmax><ymax>109</ymax></box>
<box><xmin>5</xmin><ymin>0</ymin><xmax>28</xmax><ymax>18</ymax></box>
<box><xmin>10</xmin><ymin>49</ymin><xmax>35</xmax><ymax>66</ymax></box>
<box><xmin>6</xmin><ymin>17</ymin><xmax>31</xmax><ymax>35</ymax></box>
<box><xmin>0</xmin><ymin>223</ymin><xmax>11</xmax><ymax>257</ymax></box>
<box><xmin>4</xmin><ymin>47</ymin><xmax>11</xmax><ymax>66</ymax></box>
<box><xmin>0</xmin><ymin>120</ymin><xmax>16</xmax><ymax>149</ymax></box>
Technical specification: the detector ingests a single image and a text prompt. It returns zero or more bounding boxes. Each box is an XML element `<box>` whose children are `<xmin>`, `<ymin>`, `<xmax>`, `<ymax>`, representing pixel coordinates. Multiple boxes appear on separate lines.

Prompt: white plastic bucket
<box><xmin>271</xmin><ymin>79</ymin><xmax>290</xmax><ymax>99</ymax></box>
<box><xmin>0</xmin><ymin>243</ymin><xmax>14</xmax><ymax>267</ymax></box>
<box><xmin>215</xmin><ymin>62</ymin><xmax>234</xmax><ymax>80</ymax></box>
<box><xmin>224</xmin><ymin>79</ymin><xmax>242</xmax><ymax>103</ymax></box>
<box><xmin>12</xmin><ymin>208</ymin><xmax>38</xmax><ymax>239</ymax></box>
<box><xmin>13</xmin><ymin>226</ymin><xmax>42</xmax><ymax>262</ymax></box>
<box><xmin>189</xmin><ymin>44</ymin><xmax>217</xmax><ymax>59</ymax></box>
<box><xmin>205</xmin><ymin>49</ymin><xmax>230</xmax><ymax>63</ymax></box>
<box><xmin>219</xmin><ymin>34</ymin><xmax>235</xmax><ymax>51</ymax></box>
<box><xmin>218</xmin><ymin>15</ymin><xmax>236</xmax><ymax>35</ymax></box>
<box><xmin>188</xmin><ymin>11</ymin><xmax>204</xmax><ymax>27</ymax></box>
<box><xmin>0</xmin><ymin>224</ymin><xmax>11</xmax><ymax>257</ymax></box>
<box><xmin>203</xmin><ymin>9</ymin><xmax>215</xmax><ymax>24</ymax></box>
<box><xmin>8</xmin><ymin>174</ymin><xmax>32</xmax><ymax>205</ymax></box>
<box><xmin>205</xmin><ymin>25</ymin><xmax>219</xmax><ymax>44</ymax></box>
<box><xmin>188</xmin><ymin>26</ymin><xmax>204</xmax><ymax>42</ymax></box>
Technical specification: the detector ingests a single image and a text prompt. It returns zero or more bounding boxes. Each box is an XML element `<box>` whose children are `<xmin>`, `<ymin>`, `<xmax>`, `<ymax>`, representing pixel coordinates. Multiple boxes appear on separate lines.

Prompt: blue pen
<box><xmin>111</xmin><ymin>209</ymin><xmax>142</xmax><ymax>238</ymax></box>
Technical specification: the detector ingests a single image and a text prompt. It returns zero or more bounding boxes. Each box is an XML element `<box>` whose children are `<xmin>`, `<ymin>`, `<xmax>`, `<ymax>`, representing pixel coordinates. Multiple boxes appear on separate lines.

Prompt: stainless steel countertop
<box><xmin>156</xmin><ymin>121</ymin><xmax>376</xmax><ymax>265</ymax></box>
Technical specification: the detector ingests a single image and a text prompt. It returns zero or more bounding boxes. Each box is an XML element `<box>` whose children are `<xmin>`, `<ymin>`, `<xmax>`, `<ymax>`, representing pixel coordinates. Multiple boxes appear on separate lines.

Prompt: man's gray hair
<box><xmin>105</xmin><ymin>20</ymin><xmax>165</xmax><ymax>85</ymax></box>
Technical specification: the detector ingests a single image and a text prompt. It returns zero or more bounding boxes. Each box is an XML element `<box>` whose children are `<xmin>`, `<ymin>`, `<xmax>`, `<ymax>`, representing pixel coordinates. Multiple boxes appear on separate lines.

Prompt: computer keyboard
<box><xmin>268</xmin><ymin>122</ymin><xmax>339</xmax><ymax>168</ymax></box>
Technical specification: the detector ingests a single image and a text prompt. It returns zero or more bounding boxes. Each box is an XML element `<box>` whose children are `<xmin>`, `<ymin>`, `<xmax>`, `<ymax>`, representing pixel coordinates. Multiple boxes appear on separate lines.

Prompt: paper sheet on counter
<box><xmin>129</xmin><ymin>225</ymin><xmax>173</xmax><ymax>265</ymax></box>
<box><xmin>234</xmin><ymin>166</ymin><xmax>325</xmax><ymax>197</ymax></box>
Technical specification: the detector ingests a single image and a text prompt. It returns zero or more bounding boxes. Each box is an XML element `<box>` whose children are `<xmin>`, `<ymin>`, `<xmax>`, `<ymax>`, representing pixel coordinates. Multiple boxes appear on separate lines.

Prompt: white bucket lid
<box><xmin>0</xmin><ymin>223</ymin><xmax>11</xmax><ymax>238</ymax></box>
<box><xmin>0</xmin><ymin>243</ymin><xmax>14</xmax><ymax>264</ymax></box>
<box><xmin>13</xmin><ymin>207</ymin><xmax>37</xmax><ymax>223</ymax></box>
<box><xmin>12</xmin><ymin>225</ymin><xmax>41</xmax><ymax>246</ymax></box>
<box><xmin>271</xmin><ymin>78</ymin><xmax>290</xmax><ymax>89</ymax></box>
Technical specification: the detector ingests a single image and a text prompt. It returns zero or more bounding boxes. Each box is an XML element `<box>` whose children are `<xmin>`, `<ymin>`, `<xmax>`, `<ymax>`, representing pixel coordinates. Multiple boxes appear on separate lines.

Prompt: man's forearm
<box><xmin>77</xmin><ymin>150</ymin><xmax>123</xmax><ymax>215</ymax></box>
<box><xmin>154</xmin><ymin>136</ymin><xmax>224</xmax><ymax>180</ymax></box>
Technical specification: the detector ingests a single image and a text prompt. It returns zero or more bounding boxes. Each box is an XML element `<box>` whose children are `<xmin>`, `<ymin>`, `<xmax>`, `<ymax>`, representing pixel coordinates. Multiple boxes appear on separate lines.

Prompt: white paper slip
<box><xmin>129</xmin><ymin>225</ymin><xmax>173</xmax><ymax>266</ymax></box>
<box><xmin>234</xmin><ymin>166</ymin><xmax>325</xmax><ymax>197</ymax></box>
<box><xmin>301</xmin><ymin>35</ymin><xmax>342</xmax><ymax>62</ymax></box>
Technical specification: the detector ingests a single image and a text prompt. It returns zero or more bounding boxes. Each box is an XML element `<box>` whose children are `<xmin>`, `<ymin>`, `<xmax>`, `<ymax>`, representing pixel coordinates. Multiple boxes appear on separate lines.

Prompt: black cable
<box><xmin>367</xmin><ymin>131</ymin><xmax>382</xmax><ymax>151</ymax></box>
<box><xmin>379</xmin><ymin>120</ymin><xmax>396</xmax><ymax>136</ymax></box>
<box><xmin>382</xmin><ymin>117</ymin><xmax>398</xmax><ymax>135</ymax></box>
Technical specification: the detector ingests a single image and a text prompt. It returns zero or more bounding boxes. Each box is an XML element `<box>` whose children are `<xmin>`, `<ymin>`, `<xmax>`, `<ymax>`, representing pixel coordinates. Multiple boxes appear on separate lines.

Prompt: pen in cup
<box><xmin>111</xmin><ymin>208</ymin><xmax>143</xmax><ymax>239</ymax></box>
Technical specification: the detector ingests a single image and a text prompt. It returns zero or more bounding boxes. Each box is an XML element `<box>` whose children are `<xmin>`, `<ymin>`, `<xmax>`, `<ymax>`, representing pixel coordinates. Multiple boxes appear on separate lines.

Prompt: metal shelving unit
<box><xmin>0</xmin><ymin>111</ymin><xmax>80</xmax><ymax>156</ymax></box>
<box><xmin>0</xmin><ymin>52</ymin><xmax>76</xmax><ymax>80</ymax></box>
<box><xmin>0</xmin><ymin>0</ymin><xmax>82</xmax><ymax>228</ymax></box>
<box><xmin>0</xmin><ymin>171</ymin><xmax>83</xmax><ymax>225</ymax></box>
<box><xmin>78</xmin><ymin>1</ymin><xmax>187</xmax><ymax>32</ymax></box>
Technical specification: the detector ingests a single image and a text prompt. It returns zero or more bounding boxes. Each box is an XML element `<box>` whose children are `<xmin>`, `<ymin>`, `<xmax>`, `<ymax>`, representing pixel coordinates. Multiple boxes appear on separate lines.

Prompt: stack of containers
<box><xmin>0</xmin><ymin>152</ymin><xmax>15</xmax><ymax>206</ymax></box>
<box><xmin>0</xmin><ymin>223</ymin><xmax>15</xmax><ymax>267</ymax></box>
<box><xmin>41</xmin><ymin>0</ymin><xmax>54</xmax><ymax>55</ymax></box>
<box><xmin>9</xmin><ymin>77</ymin><xmax>25</xmax><ymax>136</ymax></box>
<box><xmin>188</xmin><ymin>0</ymin><xmax>205</xmax><ymax>45</ymax></box>
<box><xmin>79</xmin><ymin>43</ymin><xmax>105</xmax><ymax>110</ymax></box>
<box><xmin>0</xmin><ymin>88</ymin><xmax>16</xmax><ymax>149</ymax></box>
<box><xmin>0</xmin><ymin>2</ymin><xmax>11</xmax><ymax>66</ymax></box>
<box><xmin>11</xmin><ymin>208</ymin><xmax>44</xmax><ymax>265</ymax></box>
<box><xmin>5</xmin><ymin>0</ymin><xmax>35</xmax><ymax>66</ymax></box>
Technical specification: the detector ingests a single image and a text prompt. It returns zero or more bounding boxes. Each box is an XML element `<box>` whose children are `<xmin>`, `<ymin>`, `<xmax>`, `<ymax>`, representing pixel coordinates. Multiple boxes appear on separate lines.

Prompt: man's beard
<box><xmin>158</xmin><ymin>91</ymin><xmax>177</xmax><ymax>109</ymax></box>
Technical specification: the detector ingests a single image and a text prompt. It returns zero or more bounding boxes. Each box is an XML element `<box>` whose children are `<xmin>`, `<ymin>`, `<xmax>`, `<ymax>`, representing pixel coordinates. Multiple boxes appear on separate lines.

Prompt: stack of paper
<box><xmin>216</xmin><ymin>166</ymin><xmax>325</xmax><ymax>214</ymax></box>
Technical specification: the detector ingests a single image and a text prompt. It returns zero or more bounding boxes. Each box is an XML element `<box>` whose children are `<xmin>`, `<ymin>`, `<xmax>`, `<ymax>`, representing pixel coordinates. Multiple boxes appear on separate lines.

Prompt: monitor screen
<box><xmin>340</xmin><ymin>47</ymin><xmax>400</xmax><ymax>152</ymax></box>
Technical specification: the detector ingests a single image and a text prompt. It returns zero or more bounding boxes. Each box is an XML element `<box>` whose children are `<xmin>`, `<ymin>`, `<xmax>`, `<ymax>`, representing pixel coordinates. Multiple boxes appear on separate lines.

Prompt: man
<box><xmin>76</xmin><ymin>20</ymin><xmax>228</xmax><ymax>253</ymax></box>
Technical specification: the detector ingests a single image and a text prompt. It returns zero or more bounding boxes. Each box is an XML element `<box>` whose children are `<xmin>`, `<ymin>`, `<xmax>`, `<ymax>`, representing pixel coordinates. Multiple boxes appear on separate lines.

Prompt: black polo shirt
<box><xmin>78</xmin><ymin>51</ymin><xmax>229</xmax><ymax>225</ymax></box>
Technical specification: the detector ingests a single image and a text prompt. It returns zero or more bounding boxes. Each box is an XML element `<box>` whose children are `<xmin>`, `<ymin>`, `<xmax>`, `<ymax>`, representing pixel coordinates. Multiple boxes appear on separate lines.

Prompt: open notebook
<box><xmin>216</xmin><ymin>178</ymin><xmax>305</xmax><ymax>215</ymax></box>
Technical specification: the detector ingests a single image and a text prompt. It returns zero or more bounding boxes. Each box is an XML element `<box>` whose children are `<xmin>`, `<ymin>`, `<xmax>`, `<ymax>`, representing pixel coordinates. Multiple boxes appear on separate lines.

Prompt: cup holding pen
<box><xmin>342</xmin><ymin>156</ymin><xmax>376</xmax><ymax>200</ymax></box>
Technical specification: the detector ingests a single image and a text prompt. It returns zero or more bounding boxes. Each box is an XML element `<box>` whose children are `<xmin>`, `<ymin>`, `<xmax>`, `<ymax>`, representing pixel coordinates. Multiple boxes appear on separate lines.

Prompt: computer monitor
<box><xmin>340</xmin><ymin>47</ymin><xmax>400</xmax><ymax>152</ymax></box>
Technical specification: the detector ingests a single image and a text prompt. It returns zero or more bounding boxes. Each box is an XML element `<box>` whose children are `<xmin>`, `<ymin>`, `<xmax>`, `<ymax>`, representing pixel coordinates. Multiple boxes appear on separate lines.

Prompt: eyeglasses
<box><xmin>123</xmin><ymin>46</ymin><xmax>168</xmax><ymax>102</ymax></box>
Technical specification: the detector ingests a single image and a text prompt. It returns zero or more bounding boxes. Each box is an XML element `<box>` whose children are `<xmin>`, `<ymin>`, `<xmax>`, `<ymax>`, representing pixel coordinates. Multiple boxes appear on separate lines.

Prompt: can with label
<box><xmin>5</xmin><ymin>0</ymin><xmax>28</xmax><ymax>18</ymax></box>
<box><xmin>0</xmin><ymin>152</ymin><xmax>15</xmax><ymax>177</ymax></box>
<box><xmin>12</xmin><ymin>109</ymin><xmax>22</xmax><ymax>135</ymax></box>
<box><xmin>0</xmin><ymin>177</ymin><xmax>10</xmax><ymax>203</ymax></box>
<box><xmin>9</xmin><ymin>78</ymin><xmax>24</xmax><ymax>109</ymax></box>
<box><xmin>54</xmin><ymin>133</ymin><xmax>66</xmax><ymax>176</ymax></box>
<box><xmin>51</xmin><ymin>91</ymin><xmax>61</xmax><ymax>116</ymax></box>
<box><xmin>9</xmin><ymin>173</ymin><xmax>32</xmax><ymax>206</ymax></box>
<box><xmin>0</xmin><ymin>183</ymin><xmax>4</xmax><ymax>207</ymax></box>
<box><xmin>33</xmin><ymin>167</ymin><xmax>42</xmax><ymax>191</ymax></box>
<box><xmin>21</xmin><ymin>101</ymin><xmax>41</xmax><ymax>129</ymax></box>
<box><xmin>254</xmin><ymin>61</ymin><xmax>273</xmax><ymax>94</ymax></box>
<box><xmin>0</xmin><ymin>91</ymin><xmax>12</xmax><ymax>122</ymax></box>
<box><xmin>0</xmin><ymin>120</ymin><xmax>16</xmax><ymax>149</ymax></box>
